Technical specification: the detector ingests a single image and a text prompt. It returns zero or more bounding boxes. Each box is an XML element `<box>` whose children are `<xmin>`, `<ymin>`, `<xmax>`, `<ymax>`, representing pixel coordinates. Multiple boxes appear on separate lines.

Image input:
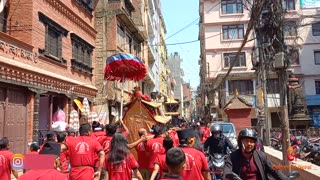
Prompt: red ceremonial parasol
<box><xmin>104</xmin><ymin>53</ymin><xmax>147</xmax><ymax>120</ymax></box>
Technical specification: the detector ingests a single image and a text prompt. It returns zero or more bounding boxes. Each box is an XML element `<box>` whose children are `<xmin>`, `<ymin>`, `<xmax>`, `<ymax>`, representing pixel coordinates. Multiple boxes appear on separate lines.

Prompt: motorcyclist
<box><xmin>224</xmin><ymin>128</ymin><xmax>289</xmax><ymax>180</ymax></box>
<box><xmin>204</xmin><ymin>124</ymin><xmax>235</xmax><ymax>156</ymax></box>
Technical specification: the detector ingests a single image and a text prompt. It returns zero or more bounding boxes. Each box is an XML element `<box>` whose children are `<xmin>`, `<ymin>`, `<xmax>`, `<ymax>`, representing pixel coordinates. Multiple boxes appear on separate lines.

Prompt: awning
<box><xmin>154</xmin><ymin>115</ymin><xmax>171</xmax><ymax>124</ymax></box>
<box><xmin>306</xmin><ymin>95</ymin><xmax>320</xmax><ymax>106</ymax></box>
<box><xmin>165</xmin><ymin>98</ymin><xmax>179</xmax><ymax>104</ymax></box>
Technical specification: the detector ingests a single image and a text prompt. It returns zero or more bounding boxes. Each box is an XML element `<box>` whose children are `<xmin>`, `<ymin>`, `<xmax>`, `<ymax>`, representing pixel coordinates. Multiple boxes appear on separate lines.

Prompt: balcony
<box><xmin>148</xmin><ymin>39</ymin><xmax>156</xmax><ymax>63</ymax></box>
<box><xmin>144</xmin><ymin>63</ymin><xmax>156</xmax><ymax>85</ymax></box>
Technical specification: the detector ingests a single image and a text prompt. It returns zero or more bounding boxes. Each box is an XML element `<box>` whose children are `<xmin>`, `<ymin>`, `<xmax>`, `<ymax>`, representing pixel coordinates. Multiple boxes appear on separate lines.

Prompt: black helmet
<box><xmin>238</xmin><ymin>128</ymin><xmax>257</xmax><ymax>148</ymax></box>
<box><xmin>210</xmin><ymin>124</ymin><xmax>222</xmax><ymax>133</ymax></box>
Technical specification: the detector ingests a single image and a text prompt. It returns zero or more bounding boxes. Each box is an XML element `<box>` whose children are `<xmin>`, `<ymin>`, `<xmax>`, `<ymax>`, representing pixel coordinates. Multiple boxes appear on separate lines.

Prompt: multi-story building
<box><xmin>199</xmin><ymin>0</ymin><xmax>256</xmax><ymax>122</ymax></box>
<box><xmin>0</xmin><ymin>0</ymin><xmax>99</xmax><ymax>153</ymax></box>
<box><xmin>167</xmin><ymin>52</ymin><xmax>184</xmax><ymax>115</ymax></box>
<box><xmin>159</xmin><ymin>9</ymin><xmax>169</xmax><ymax>99</ymax></box>
<box><xmin>144</xmin><ymin>0</ymin><xmax>162</xmax><ymax>95</ymax></box>
<box><xmin>183</xmin><ymin>83</ymin><xmax>192</xmax><ymax>120</ymax></box>
<box><xmin>95</xmin><ymin>0</ymin><xmax>146</xmax><ymax>123</ymax></box>
<box><xmin>199</xmin><ymin>0</ymin><xmax>320</xmax><ymax>129</ymax></box>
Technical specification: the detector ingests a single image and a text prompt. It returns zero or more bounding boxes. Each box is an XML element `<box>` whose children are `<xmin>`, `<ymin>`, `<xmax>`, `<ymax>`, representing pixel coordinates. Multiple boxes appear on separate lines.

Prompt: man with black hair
<box><xmin>28</xmin><ymin>142</ymin><xmax>39</xmax><ymax>154</ymax></box>
<box><xmin>150</xmin><ymin>136</ymin><xmax>174</xmax><ymax>180</ymax></box>
<box><xmin>177</xmin><ymin>128</ymin><xmax>211</xmax><ymax>180</ymax></box>
<box><xmin>61</xmin><ymin>123</ymin><xmax>105</xmax><ymax>180</ymax></box>
<box><xmin>39</xmin><ymin>131</ymin><xmax>57</xmax><ymax>153</ymax></box>
<box><xmin>160</xmin><ymin>147</ymin><xmax>186</xmax><ymax>180</ymax></box>
<box><xmin>18</xmin><ymin>142</ymin><xmax>68</xmax><ymax>180</ymax></box>
<box><xmin>67</xmin><ymin>128</ymin><xmax>76</xmax><ymax>137</ymax></box>
<box><xmin>56</xmin><ymin>132</ymin><xmax>68</xmax><ymax>173</ymax></box>
<box><xmin>91</xmin><ymin>121</ymin><xmax>105</xmax><ymax>139</ymax></box>
<box><xmin>146</xmin><ymin>125</ymin><xmax>165</xmax><ymax>173</ymax></box>
<box><xmin>0</xmin><ymin>137</ymin><xmax>19</xmax><ymax>180</ymax></box>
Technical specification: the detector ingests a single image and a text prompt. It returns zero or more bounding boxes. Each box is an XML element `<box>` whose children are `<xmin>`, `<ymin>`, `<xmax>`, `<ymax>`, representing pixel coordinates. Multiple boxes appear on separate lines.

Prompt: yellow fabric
<box><xmin>154</xmin><ymin>115</ymin><xmax>171</xmax><ymax>124</ymax></box>
<box><xmin>164</xmin><ymin>112</ymin><xmax>180</xmax><ymax>116</ymax></box>
<box><xmin>165</xmin><ymin>98</ymin><xmax>179</xmax><ymax>104</ymax></box>
<box><xmin>141</xmin><ymin>100</ymin><xmax>161</xmax><ymax>108</ymax></box>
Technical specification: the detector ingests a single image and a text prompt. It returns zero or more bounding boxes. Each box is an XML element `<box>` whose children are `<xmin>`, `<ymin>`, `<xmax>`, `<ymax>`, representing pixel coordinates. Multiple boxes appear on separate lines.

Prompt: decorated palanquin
<box><xmin>122</xmin><ymin>87</ymin><xmax>171</xmax><ymax>157</ymax></box>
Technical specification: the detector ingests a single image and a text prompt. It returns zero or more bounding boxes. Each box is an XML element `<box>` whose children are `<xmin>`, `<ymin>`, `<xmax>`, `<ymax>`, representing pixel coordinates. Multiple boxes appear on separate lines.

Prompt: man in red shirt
<box><xmin>150</xmin><ymin>136</ymin><xmax>174</xmax><ymax>180</ymax></box>
<box><xmin>0</xmin><ymin>137</ymin><xmax>18</xmax><ymax>180</ymax></box>
<box><xmin>135</xmin><ymin>128</ymin><xmax>150</xmax><ymax>180</ymax></box>
<box><xmin>91</xmin><ymin>121</ymin><xmax>105</xmax><ymax>140</ymax></box>
<box><xmin>56</xmin><ymin>132</ymin><xmax>68</xmax><ymax>173</ymax></box>
<box><xmin>27</xmin><ymin>142</ymin><xmax>39</xmax><ymax>154</ymax></box>
<box><xmin>18</xmin><ymin>142</ymin><xmax>68</xmax><ymax>180</ymax></box>
<box><xmin>160</xmin><ymin>147</ymin><xmax>186</xmax><ymax>180</ymax></box>
<box><xmin>61</xmin><ymin>123</ymin><xmax>105</xmax><ymax>180</ymax></box>
<box><xmin>200</xmin><ymin>122</ymin><xmax>210</xmax><ymax>144</ymax></box>
<box><xmin>177</xmin><ymin>128</ymin><xmax>211</xmax><ymax>180</ymax></box>
<box><xmin>146</xmin><ymin>125</ymin><xmax>165</xmax><ymax>172</ymax></box>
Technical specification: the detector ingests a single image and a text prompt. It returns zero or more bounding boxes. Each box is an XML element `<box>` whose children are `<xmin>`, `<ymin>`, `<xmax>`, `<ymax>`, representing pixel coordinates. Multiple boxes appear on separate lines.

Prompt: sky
<box><xmin>162</xmin><ymin>0</ymin><xmax>200</xmax><ymax>90</ymax></box>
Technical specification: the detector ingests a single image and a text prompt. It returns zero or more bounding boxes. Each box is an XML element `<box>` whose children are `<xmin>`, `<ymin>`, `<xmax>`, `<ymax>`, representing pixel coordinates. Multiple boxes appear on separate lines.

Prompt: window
<box><xmin>117</xmin><ymin>24</ymin><xmax>125</xmax><ymax>49</ymax></box>
<box><xmin>284</xmin><ymin>21</ymin><xmax>297</xmax><ymax>36</ymax></box>
<box><xmin>224</xmin><ymin>52</ymin><xmax>246</xmax><ymax>67</ymax></box>
<box><xmin>125</xmin><ymin>33</ymin><xmax>133</xmax><ymax>53</ymax></box>
<box><xmin>267</xmin><ymin>79</ymin><xmax>280</xmax><ymax>94</ymax></box>
<box><xmin>316</xmin><ymin>81</ymin><xmax>320</xmax><ymax>94</ymax></box>
<box><xmin>71</xmin><ymin>33</ymin><xmax>94</xmax><ymax>74</ymax></box>
<box><xmin>223</xmin><ymin>24</ymin><xmax>244</xmax><ymax>40</ymax></box>
<box><xmin>312</xmin><ymin>22</ymin><xmax>320</xmax><ymax>36</ymax></box>
<box><xmin>283</xmin><ymin>0</ymin><xmax>295</xmax><ymax>10</ymax></box>
<box><xmin>221</xmin><ymin>0</ymin><xmax>243</xmax><ymax>14</ymax></box>
<box><xmin>39</xmin><ymin>12</ymin><xmax>68</xmax><ymax>63</ymax></box>
<box><xmin>47</xmin><ymin>27</ymin><xmax>60</xmax><ymax>57</ymax></box>
<box><xmin>314</xmin><ymin>50</ymin><xmax>320</xmax><ymax>65</ymax></box>
<box><xmin>228</xmin><ymin>80</ymin><xmax>254</xmax><ymax>95</ymax></box>
<box><xmin>0</xmin><ymin>6</ymin><xmax>8</xmax><ymax>32</ymax></box>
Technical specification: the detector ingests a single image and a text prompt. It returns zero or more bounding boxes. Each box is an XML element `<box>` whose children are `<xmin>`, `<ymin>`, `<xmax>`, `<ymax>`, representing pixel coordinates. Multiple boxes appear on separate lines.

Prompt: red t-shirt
<box><xmin>18</xmin><ymin>169</ymin><xmax>68</xmax><ymax>180</ymax></box>
<box><xmin>181</xmin><ymin>147</ymin><xmax>209</xmax><ymax>180</ymax></box>
<box><xmin>102</xmin><ymin>136</ymin><xmax>113</xmax><ymax>155</ymax></box>
<box><xmin>106</xmin><ymin>153</ymin><xmax>139</xmax><ymax>180</ymax></box>
<box><xmin>92</xmin><ymin>131</ymin><xmax>105</xmax><ymax>140</ymax></box>
<box><xmin>146</xmin><ymin>137</ymin><xmax>165</xmax><ymax>171</ymax></box>
<box><xmin>66</xmin><ymin>135</ymin><xmax>103</xmax><ymax>180</ymax></box>
<box><xmin>135</xmin><ymin>142</ymin><xmax>149</xmax><ymax>169</ymax></box>
<box><xmin>200</xmin><ymin>126</ymin><xmax>210</xmax><ymax>143</ymax></box>
<box><xmin>59</xmin><ymin>143</ymin><xmax>68</xmax><ymax>173</ymax></box>
<box><xmin>154</xmin><ymin>153</ymin><xmax>168</xmax><ymax>178</ymax></box>
<box><xmin>0</xmin><ymin>150</ymin><xmax>13</xmax><ymax>180</ymax></box>
<box><xmin>169</xmin><ymin>131</ymin><xmax>179</xmax><ymax>147</ymax></box>
<box><xmin>240</xmin><ymin>156</ymin><xmax>258</xmax><ymax>180</ymax></box>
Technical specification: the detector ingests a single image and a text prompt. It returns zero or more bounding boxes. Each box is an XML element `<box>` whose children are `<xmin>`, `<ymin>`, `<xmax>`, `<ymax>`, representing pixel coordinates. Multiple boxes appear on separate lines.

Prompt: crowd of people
<box><xmin>0</xmin><ymin>120</ymin><xmax>292</xmax><ymax>180</ymax></box>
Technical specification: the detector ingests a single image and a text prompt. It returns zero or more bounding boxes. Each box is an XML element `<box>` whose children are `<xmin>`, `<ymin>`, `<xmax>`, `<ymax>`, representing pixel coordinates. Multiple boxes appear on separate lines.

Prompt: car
<box><xmin>210</xmin><ymin>122</ymin><xmax>238</xmax><ymax>148</ymax></box>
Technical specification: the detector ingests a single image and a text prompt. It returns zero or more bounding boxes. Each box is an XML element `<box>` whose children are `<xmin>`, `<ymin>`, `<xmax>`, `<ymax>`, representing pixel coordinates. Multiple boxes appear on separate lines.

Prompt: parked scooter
<box><xmin>300</xmin><ymin>142</ymin><xmax>320</xmax><ymax>166</ymax></box>
<box><xmin>206</xmin><ymin>153</ymin><xmax>225</xmax><ymax>180</ymax></box>
<box><xmin>271</xmin><ymin>131</ymin><xmax>282</xmax><ymax>150</ymax></box>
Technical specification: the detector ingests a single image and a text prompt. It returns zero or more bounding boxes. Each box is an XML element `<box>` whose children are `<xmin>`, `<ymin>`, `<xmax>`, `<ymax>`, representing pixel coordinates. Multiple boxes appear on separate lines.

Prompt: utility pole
<box><xmin>254</xmin><ymin>0</ymin><xmax>290</xmax><ymax>168</ymax></box>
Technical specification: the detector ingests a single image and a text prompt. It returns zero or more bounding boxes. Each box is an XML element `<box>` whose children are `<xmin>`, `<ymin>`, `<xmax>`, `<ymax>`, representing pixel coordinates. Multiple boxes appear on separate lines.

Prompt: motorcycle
<box><xmin>207</xmin><ymin>153</ymin><xmax>225</xmax><ymax>180</ymax></box>
<box><xmin>300</xmin><ymin>142</ymin><xmax>320</xmax><ymax>166</ymax></box>
<box><xmin>271</xmin><ymin>131</ymin><xmax>282</xmax><ymax>150</ymax></box>
<box><xmin>224</xmin><ymin>171</ymin><xmax>300</xmax><ymax>180</ymax></box>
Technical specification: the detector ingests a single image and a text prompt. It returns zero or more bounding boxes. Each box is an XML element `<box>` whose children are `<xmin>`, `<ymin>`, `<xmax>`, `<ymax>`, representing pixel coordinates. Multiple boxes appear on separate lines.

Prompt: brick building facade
<box><xmin>94</xmin><ymin>0</ymin><xmax>147</xmax><ymax>124</ymax></box>
<box><xmin>0</xmin><ymin>0</ymin><xmax>99</xmax><ymax>154</ymax></box>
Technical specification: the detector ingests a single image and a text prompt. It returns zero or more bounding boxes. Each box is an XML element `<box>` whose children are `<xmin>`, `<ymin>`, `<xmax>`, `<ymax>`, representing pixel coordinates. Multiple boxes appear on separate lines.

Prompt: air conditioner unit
<box><xmin>274</xmin><ymin>52</ymin><xmax>285</xmax><ymax>68</ymax></box>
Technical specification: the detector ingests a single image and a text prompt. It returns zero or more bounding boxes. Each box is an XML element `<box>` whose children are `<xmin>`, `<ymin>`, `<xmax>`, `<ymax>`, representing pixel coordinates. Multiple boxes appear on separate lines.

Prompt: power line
<box><xmin>164</xmin><ymin>1</ymin><xmax>222</xmax><ymax>41</ymax></box>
